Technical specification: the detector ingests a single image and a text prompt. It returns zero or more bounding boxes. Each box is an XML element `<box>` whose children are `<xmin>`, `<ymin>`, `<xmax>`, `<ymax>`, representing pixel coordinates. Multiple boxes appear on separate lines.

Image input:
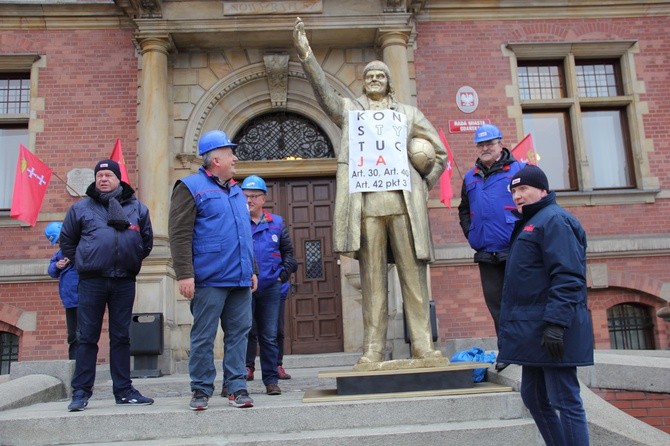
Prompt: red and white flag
<box><xmin>511</xmin><ymin>133</ymin><xmax>539</xmax><ymax>165</ymax></box>
<box><xmin>110</xmin><ymin>137</ymin><xmax>130</xmax><ymax>185</ymax></box>
<box><xmin>10</xmin><ymin>144</ymin><xmax>53</xmax><ymax>226</ymax></box>
<box><xmin>438</xmin><ymin>128</ymin><xmax>455</xmax><ymax>208</ymax></box>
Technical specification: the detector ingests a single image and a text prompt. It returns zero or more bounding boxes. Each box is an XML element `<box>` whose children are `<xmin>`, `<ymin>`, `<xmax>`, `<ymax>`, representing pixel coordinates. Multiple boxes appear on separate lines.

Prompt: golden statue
<box><xmin>294</xmin><ymin>18</ymin><xmax>448</xmax><ymax>370</ymax></box>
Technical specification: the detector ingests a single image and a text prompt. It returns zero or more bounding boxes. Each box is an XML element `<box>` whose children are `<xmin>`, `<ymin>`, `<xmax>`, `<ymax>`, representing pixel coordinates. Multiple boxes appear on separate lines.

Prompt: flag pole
<box><xmin>51</xmin><ymin>171</ymin><xmax>84</xmax><ymax>198</ymax></box>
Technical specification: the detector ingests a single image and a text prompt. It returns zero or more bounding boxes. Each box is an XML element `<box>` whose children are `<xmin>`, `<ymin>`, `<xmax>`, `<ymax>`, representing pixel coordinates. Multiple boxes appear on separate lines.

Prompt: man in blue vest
<box><xmin>168</xmin><ymin>130</ymin><xmax>256</xmax><ymax>410</ymax></box>
<box><xmin>241</xmin><ymin>175</ymin><xmax>297</xmax><ymax>395</ymax></box>
<box><xmin>458</xmin><ymin>124</ymin><xmax>524</xmax><ymax>371</ymax></box>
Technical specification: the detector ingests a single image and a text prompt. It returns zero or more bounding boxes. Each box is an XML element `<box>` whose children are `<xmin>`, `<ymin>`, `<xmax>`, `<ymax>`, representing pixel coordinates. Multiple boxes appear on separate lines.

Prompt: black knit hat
<box><xmin>94</xmin><ymin>159</ymin><xmax>121</xmax><ymax>181</ymax></box>
<box><xmin>510</xmin><ymin>165</ymin><xmax>549</xmax><ymax>191</ymax></box>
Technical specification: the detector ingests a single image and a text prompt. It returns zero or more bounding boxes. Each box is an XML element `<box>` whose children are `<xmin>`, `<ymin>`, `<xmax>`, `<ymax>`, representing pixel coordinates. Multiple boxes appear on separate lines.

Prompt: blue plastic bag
<box><xmin>450</xmin><ymin>347</ymin><xmax>497</xmax><ymax>383</ymax></box>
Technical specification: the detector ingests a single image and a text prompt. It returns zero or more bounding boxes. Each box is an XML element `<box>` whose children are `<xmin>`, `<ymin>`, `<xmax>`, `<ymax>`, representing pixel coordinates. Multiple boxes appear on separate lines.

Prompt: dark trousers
<box><xmin>71</xmin><ymin>277</ymin><xmax>135</xmax><ymax>398</ymax></box>
<box><xmin>245</xmin><ymin>282</ymin><xmax>281</xmax><ymax>385</ymax></box>
<box><xmin>277</xmin><ymin>298</ymin><xmax>286</xmax><ymax>365</ymax></box>
<box><xmin>477</xmin><ymin>261</ymin><xmax>506</xmax><ymax>336</ymax></box>
<box><xmin>521</xmin><ymin>366</ymin><xmax>590</xmax><ymax>445</ymax></box>
<box><xmin>65</xmin><ymin>307</ymin><xmax>78</xmax><ymax>360</ymax></box>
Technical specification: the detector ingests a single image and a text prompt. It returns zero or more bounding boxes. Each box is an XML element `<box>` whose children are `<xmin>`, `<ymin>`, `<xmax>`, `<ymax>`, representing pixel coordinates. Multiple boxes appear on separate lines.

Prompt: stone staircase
<box><xmin>1</xmin><ymin>351</ymin><xmax>669</xmax><ymax>445</ymax></box>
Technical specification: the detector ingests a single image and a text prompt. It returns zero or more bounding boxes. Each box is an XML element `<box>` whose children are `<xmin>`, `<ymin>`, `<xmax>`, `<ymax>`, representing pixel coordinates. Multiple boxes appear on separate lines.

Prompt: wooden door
<box><xmin>264</xmin><ymin>177</ymin><xmax>343</xmax><ymax>354</ymax></box>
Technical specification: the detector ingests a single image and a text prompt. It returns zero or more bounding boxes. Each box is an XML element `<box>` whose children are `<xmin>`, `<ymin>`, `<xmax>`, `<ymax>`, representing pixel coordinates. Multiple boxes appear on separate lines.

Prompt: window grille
<box><xmin>0</xmin><ymin>332</ymin><xmax>19</xmax><ymax>375</ymax></box>
<box><xmin>607</xmin><ymin>303</ymin><xmax>654</xmax><ymax>350</ymax></box>
<box><xmin>234</xmin><ymin>112</ymin><xmax>334</xmax><ymax>161</ymax></box>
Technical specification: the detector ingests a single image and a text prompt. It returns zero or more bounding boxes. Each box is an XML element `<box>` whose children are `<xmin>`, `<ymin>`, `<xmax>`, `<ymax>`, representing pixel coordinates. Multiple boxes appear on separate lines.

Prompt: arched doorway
<box><xmin>234</xmin><ymin>112</ymin><xmax>344</xmax><ymax>354</ymax></box>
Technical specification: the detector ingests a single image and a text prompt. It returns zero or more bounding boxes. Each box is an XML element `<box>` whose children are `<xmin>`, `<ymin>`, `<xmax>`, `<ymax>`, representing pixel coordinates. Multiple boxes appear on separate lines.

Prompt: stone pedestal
<box><xmin>303</xmin><ymin>362</ymin><xmax>512</xmax><ymax>402</ymax></box>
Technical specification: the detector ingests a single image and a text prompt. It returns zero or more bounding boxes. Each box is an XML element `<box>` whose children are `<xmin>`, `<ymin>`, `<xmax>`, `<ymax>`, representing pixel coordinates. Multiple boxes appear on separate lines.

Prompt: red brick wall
<box><xmin>592</xmin><ymin>388</ymin><xmax>670</xmax><ymax>434</ymax></box>
<box><xmin>1</xmin><ymin>27</ymin><xmax>135</xmax><ymax>364</ymax></box>
<box><xmin>417</xmin><ymin>16</ymin><xmax>670</xmax><ymax>347</ymax></box>
<box><xmin>2</xmin><ymin>28</ymin><xmax>138</xmax><ymax>263</ymax></box>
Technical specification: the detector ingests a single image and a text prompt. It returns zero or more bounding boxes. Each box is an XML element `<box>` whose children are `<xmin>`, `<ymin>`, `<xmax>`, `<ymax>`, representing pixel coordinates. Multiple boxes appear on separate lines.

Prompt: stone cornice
<box><xmin>0</xmin><ymin>3</ymin><xmax>134</xmax><ymax>29</ymax></box>
<box><xmin>418</xmin><ymin>0</ymin><xmax>670</xmax><ymax>21</ymax></box>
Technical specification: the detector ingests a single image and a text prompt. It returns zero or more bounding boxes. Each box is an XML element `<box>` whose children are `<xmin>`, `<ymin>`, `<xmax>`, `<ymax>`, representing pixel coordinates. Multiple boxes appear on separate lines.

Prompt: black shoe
<box><xmin>495</xmin><ymin>362</ymin><xmax>509</xmax><ymax>372</ymax></box>
<box><xmin>115</xmin><ymin>387</ymin><xmax>154</xmax><ymax>405</ymax></box>
<box><xmin>220</xmin><ymin>385</ymin><xmax>228</xmax><ymax>398</ymax></box>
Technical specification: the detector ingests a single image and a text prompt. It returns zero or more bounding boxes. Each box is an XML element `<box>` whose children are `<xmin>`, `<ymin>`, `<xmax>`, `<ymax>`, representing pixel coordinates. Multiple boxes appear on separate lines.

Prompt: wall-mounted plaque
<box><xmin>66</xmin><ymin>168</ymin><xmax>94</xmax><ymax>197</ymax></box>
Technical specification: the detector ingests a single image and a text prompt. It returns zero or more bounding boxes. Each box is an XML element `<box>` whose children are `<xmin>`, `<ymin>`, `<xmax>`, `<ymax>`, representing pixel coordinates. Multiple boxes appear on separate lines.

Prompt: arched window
<box><xmin>607</xmin><ymin>303</ymin><xmax>655</xmax><ymax>349</ymax></box>
<box><xmin>234</xmin><ymin>112</ymin><xmax>334</xmax><ymax>161</ymax></box>
<box><xmin>0</xmin><ymin>332</ymin><xmax>19</xmax><ymax>374</ymax></box>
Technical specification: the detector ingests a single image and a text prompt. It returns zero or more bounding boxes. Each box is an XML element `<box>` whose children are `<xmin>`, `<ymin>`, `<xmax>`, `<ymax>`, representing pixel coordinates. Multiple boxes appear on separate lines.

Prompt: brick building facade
<box><xmin>0</xmin><ymin>1</ymin><xmax>668</xmax><ymax>375</ymax></box>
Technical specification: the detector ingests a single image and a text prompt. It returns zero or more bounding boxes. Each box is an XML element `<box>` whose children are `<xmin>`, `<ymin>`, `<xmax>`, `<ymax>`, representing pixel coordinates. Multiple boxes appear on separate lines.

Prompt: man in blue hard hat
<box><xmin>239</xmin><ymin>175</ymin><xmax>297</xmax><ymax>395</ymax></box>
<box><xmin>168</xmin><ymin>129</ymin><xmax>257</xmax><ymax>410</ymax></box>
<box><xmin>458</xmin><ymin>124</ymin><xmax>524</xmax><ymax>371</ymax></box>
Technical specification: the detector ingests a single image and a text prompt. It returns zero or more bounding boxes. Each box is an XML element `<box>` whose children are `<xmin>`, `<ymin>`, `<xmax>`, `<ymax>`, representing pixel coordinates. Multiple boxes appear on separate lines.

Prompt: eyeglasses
<box><xmin>245</xmin><ymin>193</ymin><xmax>264</xmax><ymax>200</ymax></box>
<box><xmin>477</xmin><ymin>140</ymin><xmax>500</xmax><ymax>149</ymax></box>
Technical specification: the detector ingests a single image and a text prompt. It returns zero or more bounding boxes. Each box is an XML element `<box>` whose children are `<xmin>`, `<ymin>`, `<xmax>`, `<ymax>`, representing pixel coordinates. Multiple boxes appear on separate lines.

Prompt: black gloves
<box><xmin>541</xmin><ymin>324</ymin><xmax>565</xmax><ymax>359</ymax></box>
<box><xmin>279</xmin><ymin>269</ymin><xmax>290</xmax><ymax>283</ymax></box>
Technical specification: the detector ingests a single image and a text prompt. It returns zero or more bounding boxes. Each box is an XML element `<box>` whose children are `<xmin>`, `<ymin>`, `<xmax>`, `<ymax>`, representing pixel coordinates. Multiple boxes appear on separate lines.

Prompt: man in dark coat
<box><xmin>60</xmin><ymin>159</ymin><xmax>153</xmax><ymax>412</ymax></box>
<box><xmin>498</xmin><ymin>165</ymin><xmax>593</xmax><ymax>445</ymax></box>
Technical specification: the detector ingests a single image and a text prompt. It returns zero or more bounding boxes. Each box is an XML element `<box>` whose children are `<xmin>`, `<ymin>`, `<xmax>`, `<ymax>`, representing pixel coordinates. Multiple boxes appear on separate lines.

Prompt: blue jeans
<box><xmin>521</xmin><ymin>366</ymin><xmax>590</xmax><ymax>446</ymax></box>
<box><xmin>71</xmin><ymin>277</ymin><xmax>136</xmax><ymax>398</ymax></box>
<box><xmin>245</xmin><ymin>282</ymin><xmax>281</xmax><ymax>385</ymax></box>
<box><xmin>189</xmin><ymin>286</ymin><xmax>251</xmax><ymax>397</ymax></box>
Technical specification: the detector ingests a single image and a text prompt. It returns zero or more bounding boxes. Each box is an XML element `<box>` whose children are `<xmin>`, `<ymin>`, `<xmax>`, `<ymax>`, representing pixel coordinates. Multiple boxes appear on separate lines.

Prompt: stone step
<box><xmin>0</xmin><ymin>387</ymin><xmax>527</xmax><ymax>445</ymax></box>
<box><xmin>78</xmin><ymin>418</ymin><xmax>538</xmax><ymax>445</ymax></box>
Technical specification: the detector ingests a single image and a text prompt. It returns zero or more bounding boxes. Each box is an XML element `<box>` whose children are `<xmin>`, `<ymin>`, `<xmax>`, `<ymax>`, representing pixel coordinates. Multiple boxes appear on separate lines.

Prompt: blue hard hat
<box><xmin>241</xmin><ymin>175</ymin><xmax>267</xmax><ymax>193</ymax></box>
<box><xmin>45</xmin><ymin>222</ymin><xmax>62</xmax><ymax>245</ymax></box>
<box><xmin>474</xmin><ymin>124</ymin><xmax>502</xmax><ymax>143</ymax></box>
<box><xmin>197</xmin><ymin>130</ymin><xmax>237</xmax><ymax>156</ymax></box>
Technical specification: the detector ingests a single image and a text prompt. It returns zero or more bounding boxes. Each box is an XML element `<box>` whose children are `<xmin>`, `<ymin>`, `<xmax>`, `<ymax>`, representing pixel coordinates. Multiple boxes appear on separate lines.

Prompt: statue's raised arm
<box><xmin>292</xmin><ymin>17</ymin><xmax>343</xmax><ymax>125</ymax></box>
<box><xmin>293</xmin><ymin>17</ymin><xmax>312</xmax><ymax>61</ymax></box>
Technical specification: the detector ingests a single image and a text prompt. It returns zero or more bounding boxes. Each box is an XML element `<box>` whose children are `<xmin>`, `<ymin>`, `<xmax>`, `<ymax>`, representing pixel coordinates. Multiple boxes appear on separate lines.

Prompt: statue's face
<box><xmin>364</xmin><ymin>69</ymin><xmax>388</xmax><ymax>97</ymax></box>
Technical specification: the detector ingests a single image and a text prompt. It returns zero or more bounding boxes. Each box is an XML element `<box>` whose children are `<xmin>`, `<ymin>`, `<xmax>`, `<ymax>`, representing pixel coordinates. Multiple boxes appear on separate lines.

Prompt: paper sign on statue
<box><xmin>347</xmin><ymin>110</ymin><xmax>411</xmax><ymax>193</ymax></box>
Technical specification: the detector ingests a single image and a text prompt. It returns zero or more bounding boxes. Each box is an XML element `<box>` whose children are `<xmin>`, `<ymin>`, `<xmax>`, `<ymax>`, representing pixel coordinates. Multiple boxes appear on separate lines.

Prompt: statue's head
<box><xmin>362</xmin><ymin>60</ymin><xmax>395</xmax><ymax>99</ymax></box>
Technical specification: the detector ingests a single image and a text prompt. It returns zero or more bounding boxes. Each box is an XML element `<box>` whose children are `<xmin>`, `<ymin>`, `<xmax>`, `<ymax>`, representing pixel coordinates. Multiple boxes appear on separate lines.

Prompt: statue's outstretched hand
<box><xmin>293</xmin><ymin>17</ymin><xmax>311</xmax><ymax>59</ymax></box>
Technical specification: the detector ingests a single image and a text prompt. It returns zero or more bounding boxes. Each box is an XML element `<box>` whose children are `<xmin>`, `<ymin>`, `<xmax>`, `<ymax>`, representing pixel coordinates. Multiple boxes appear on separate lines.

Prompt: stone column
<box><xmin>134</xmin><ymin>34</ymin><xmax>178</xmax><ymax>374</ymax></box>
<box><xmin>136</xmin><ymin>34</ymin><xmax>173</xmax><ymax>244</ymax></box>
<box><xmin>378</xmin><ymin>30</ymin><xmax>412</xmax><ymax>103</ymax></box>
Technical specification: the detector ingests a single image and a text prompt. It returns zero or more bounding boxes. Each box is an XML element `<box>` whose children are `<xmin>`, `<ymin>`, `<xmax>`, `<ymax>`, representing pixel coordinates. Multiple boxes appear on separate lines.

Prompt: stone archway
<box><xmin>179</xmin><ymin>60</ymin><xmax>353</xmax><ymax>159</ymax></box>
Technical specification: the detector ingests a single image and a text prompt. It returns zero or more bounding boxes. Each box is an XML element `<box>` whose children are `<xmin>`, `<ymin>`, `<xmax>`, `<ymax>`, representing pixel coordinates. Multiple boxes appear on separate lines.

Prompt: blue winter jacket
<box><xmin>458</xmin><ymin>149</ymin><xmax>524</xmax><ymax>258</ymax></box>
<box><xmin>48</xmin><ymin>249</ymin><xmax>79</xmax><ymax>309</ymax></box>
<box><xmin>250</xmin><ymin>210</ymin><xmax>297</xmax><ymax>293</ymax></box>
<box><xmin>60</xmin><ymin>182</ymin><xmax>153</xmax><ymax>279</ymax></box>
<box><xmin>180</xmin><ymin>168</ymin><xmax>254</xmax><ymax>287</ymax></box>
<box><xmin>498</xmin><ymin>192</ymin><xmax>594</xmax><ymax>367</ymax></box>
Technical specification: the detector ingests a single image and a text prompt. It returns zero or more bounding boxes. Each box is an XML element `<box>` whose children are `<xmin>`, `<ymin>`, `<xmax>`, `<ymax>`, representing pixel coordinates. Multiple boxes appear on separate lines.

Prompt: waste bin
<box><xmin>129</xmin><ymin>313</ymin><xmax>163</xmax><ymax>378</ymax></box>
<box><xmin>403</xmin><ymin>300</ymin><xmax>438</xmax><ymax>344</ymax></box>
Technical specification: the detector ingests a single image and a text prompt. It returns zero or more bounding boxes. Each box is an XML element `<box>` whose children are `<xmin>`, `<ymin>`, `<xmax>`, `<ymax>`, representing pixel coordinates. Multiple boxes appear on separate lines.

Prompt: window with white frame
<box><xmin>508</xmin><ymin>41</ymin><xmax>650</xmax><ymax>195</ymax></box>
<box><xmin>0</xmin><ymin>69</ymin><xmax>31</xmax><ymax>211</ymax></box>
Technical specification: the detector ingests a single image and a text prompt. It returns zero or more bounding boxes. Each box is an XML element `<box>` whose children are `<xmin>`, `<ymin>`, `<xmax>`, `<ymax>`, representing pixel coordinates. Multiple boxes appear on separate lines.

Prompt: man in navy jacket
<box><xmin>498</xmin><ymin>165</ymin><xmax>593</xmax><ymax>446</ymax></box>
<box><xmin>60</xmin><ymin>159</ymin><xmax>153</xmax><ymax>412</ymax></box>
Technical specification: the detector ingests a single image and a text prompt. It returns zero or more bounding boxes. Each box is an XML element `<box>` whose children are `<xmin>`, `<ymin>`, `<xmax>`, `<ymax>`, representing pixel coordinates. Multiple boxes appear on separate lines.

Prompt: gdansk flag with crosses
<box><xmin>10</xmin><ymin>144</ymin><xmax>52</xmax><ymax>226</ymax></box>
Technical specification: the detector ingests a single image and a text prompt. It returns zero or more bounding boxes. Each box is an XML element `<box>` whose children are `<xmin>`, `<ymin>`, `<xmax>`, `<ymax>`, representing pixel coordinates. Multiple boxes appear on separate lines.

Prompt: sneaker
<box><xmin>67</xmin><ymin>390</ymin><xmax>89</xmax><ymax>412</ymax></box>
<box><xmin>228</xmin><ymin>389</ymin><xmax>254</xmax><ymax>408</ymax></box>
<box><xmin>277</xmin><ymin>365</ymin><xmax>292</xmax><ymax>380</ymax></box>
<box><xmin>246</xmin><ymin>367</ymin><xmax>254</xmax><ymax>381</ymax></box>
<box><xmin>115</xmin><ymin>387</ymin><xmax>154</xmax><ymax>405</ymax></box>
<box><xmin>220</xmin><ymin>385</ymin><xmax>228</xmax><ymax>398</ymax></box>
<box><xmin>190</xmin><ymin>389</ymin><xmax>209</xmax><ymax>411</ymax></box>
<box><xmin>266</xmin><ymin>383</ymin><xmax>281</xmax><ymax>395</ymax></box>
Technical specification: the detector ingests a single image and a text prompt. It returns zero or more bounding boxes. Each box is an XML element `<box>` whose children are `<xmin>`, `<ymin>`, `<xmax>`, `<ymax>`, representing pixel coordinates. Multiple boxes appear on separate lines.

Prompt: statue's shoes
<box><xmin>357</xmin><ymin>351</ymin><xmax>384</xmax><ymax>364</ymax></box>
<box><xmin>413</xmin><ymin>349</ymin><xmax>444</xmax><ymax>360</ymax></box>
